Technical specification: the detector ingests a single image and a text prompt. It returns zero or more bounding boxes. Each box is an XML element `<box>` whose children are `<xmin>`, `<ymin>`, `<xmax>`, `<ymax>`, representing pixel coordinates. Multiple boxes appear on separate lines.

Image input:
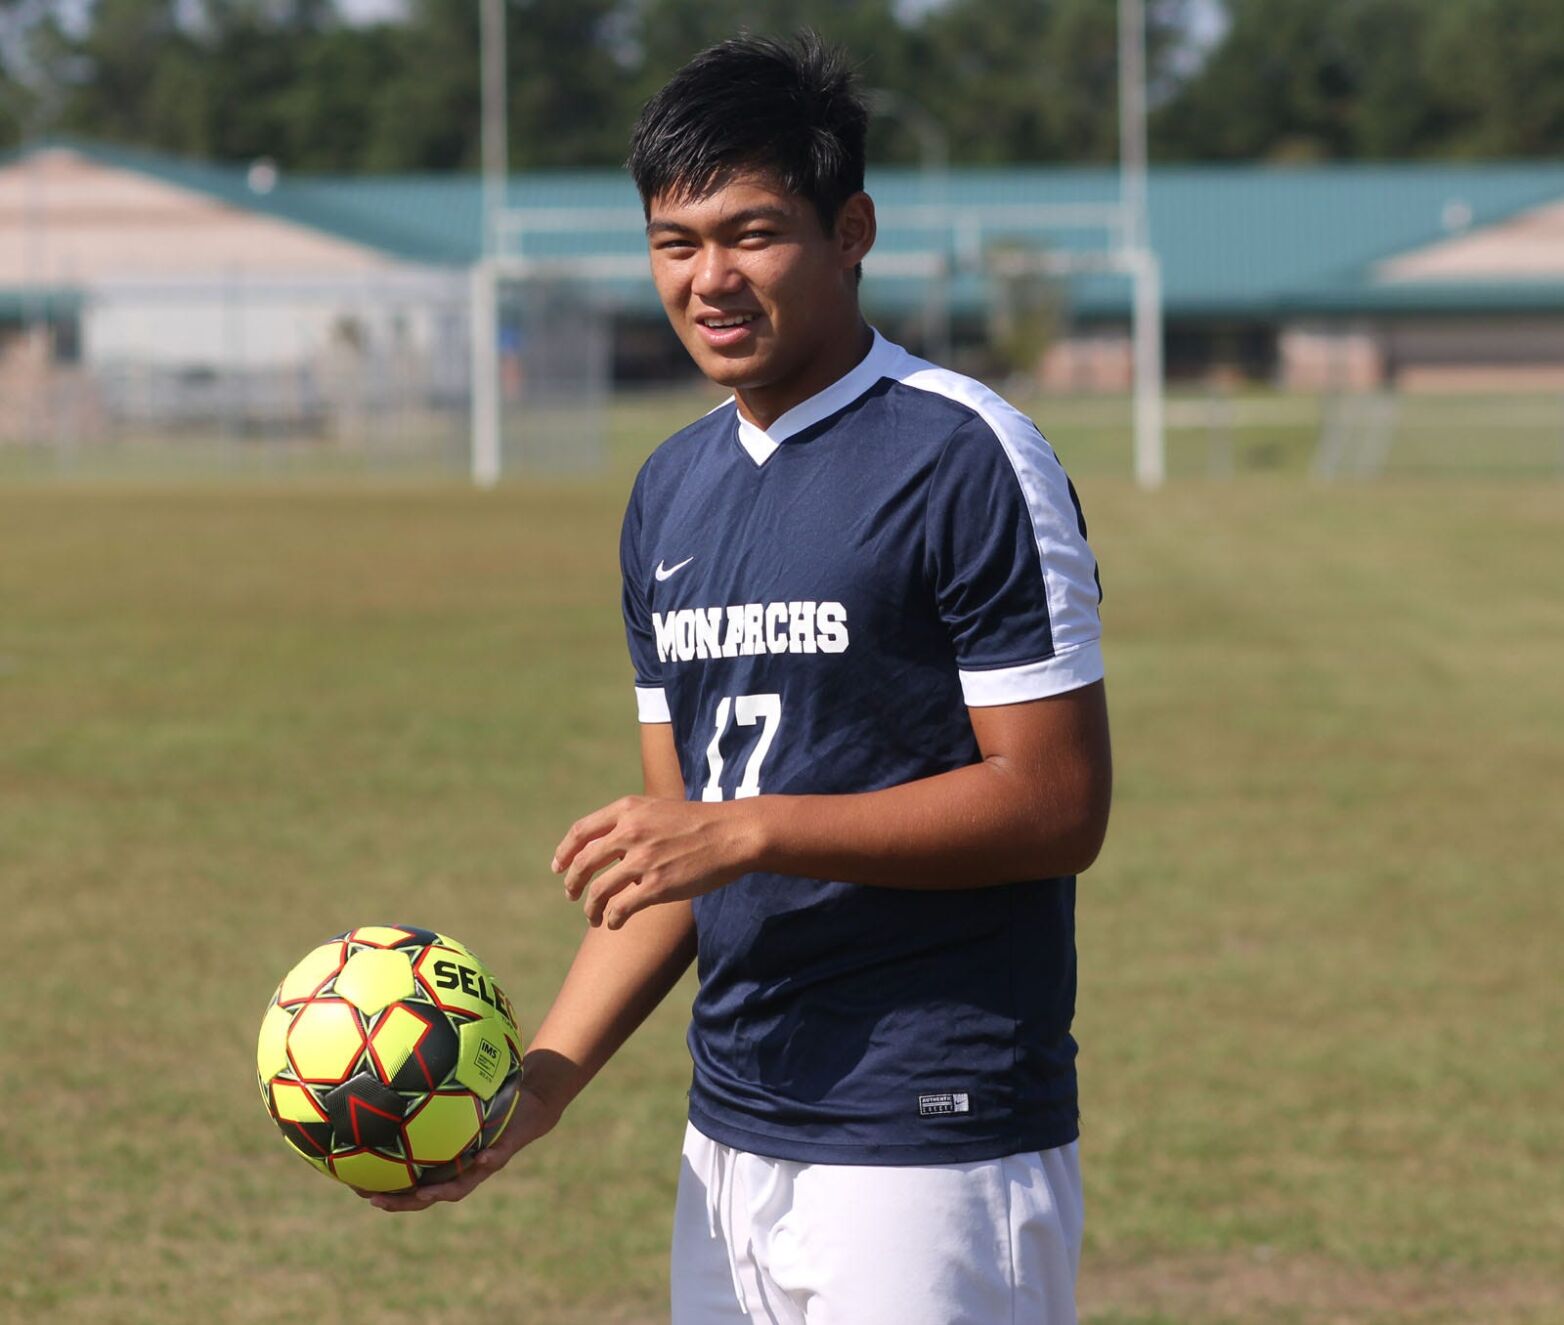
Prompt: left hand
<box><xmin>352</xmin><ymin>1072</ymin><xmax>563</xmax><ymax>1212</ymax></box>
<box><xmin>552</xmin><ymin>795</ymin><xmax>760</xmax><ymax>929</ymax></box>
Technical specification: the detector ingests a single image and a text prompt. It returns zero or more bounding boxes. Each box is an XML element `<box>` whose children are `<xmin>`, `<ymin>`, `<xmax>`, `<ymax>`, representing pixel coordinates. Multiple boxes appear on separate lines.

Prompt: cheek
<box><xmin>758</xmin><ymin>251</ymin><xmax>836</xmax><ymax>322</ymax></box>
<box><xmin>651</xmin><ymin>266</ymin><xmax>687</xmax><ymax>314</ymax></box>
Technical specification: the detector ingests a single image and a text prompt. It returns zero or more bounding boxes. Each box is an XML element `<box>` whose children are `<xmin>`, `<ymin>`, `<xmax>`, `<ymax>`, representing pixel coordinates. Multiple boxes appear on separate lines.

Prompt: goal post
<box><xmin>469</xmin><ymin>259</ymin><xmax>501</xmax><ymax>488</ymax></box>
<box><xmin>1119</xmin><ymin>0</ymin><xmax>1165</xmax><ymax>488</ymax></box>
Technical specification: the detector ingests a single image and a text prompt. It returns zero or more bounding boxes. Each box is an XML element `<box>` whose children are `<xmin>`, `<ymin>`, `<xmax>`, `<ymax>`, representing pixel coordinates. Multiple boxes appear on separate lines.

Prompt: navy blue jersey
<box><xmin>621</xmin><ymin>332</ymin><xmax>1103</xmax><ymax>1164</ymax></box>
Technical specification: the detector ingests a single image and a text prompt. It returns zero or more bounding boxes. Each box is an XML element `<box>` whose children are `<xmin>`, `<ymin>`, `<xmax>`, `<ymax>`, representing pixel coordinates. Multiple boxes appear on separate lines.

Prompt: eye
<box><xmin>738</xmin><ymin>229</ymin><xmax>774</xmax><ymax>245</ymax></box>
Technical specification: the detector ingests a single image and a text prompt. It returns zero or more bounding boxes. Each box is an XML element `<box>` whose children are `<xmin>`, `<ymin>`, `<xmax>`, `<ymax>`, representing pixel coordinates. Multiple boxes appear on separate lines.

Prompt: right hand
<box><xmin>358</xmin><ymin>1080</ymin><xmax>561</xmax><ymax>1213</ymax></box>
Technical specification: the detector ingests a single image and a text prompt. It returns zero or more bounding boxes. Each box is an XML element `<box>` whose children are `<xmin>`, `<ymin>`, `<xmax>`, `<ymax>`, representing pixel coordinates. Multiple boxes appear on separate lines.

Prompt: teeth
<box><xmin>705</xmin><ymin>316</ymin><xmax>754</xmax><ymax>329</ymax></box>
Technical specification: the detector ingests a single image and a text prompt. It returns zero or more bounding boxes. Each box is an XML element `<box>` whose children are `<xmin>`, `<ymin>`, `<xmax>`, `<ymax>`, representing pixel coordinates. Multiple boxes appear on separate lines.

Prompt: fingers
<box><xmin>367</xmin><ymin>1181</ymin><xmax>456</xmax><ymax>1213</ymax></box>
<box><xmin>361</xmin><ymin>1087</ymin><xmax>555</xmax><ymax>1214</ymax></box>
<box><xmin>561</xmin><ymin>830</ymin><xmax>628</xmax><ymax>903</ymax></box>
<box><xmin>602</xmin><ymin>880</ymin><xmax>656</xmax><ymax>931</ymax></box>
<box><xmin>552</xmin><ymin>798</ymin><xmax>637</xmax><ymax>875</ymax></box>
<box><xmin>366</xmin><ymin>1156</ymin><xmax>494</xmax><ymax>1213</ymax></box>
<box><xmin>581</xmin><ymin>858</ymin><xmax>641</xmax><ymax>928</ymax></box>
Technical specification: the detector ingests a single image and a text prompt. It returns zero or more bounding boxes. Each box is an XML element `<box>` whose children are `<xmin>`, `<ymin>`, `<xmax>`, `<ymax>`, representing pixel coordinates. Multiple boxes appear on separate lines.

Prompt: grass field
<box><xmin>2</xmin><ymin>419</ymin><xmax>1561</xmax><ymax>1322</ymax></box>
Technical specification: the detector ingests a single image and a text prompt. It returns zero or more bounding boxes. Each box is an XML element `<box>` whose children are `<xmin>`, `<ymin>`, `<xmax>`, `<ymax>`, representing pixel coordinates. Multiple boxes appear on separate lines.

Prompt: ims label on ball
<box><xmin>476</xmin><ymin>1037</ymin><xmax>502</xmax><ymax>1082</ymax></box>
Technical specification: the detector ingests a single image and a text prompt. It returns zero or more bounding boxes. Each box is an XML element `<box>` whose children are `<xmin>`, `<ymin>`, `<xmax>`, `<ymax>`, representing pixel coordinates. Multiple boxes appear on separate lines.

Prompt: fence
<box><xmin>5</xmin><ymin>272</ymin><xmax>1564</xmax><ymax>482</ymax></box>
<box><xmin>0</xmin><ymin>271</ymin><xmax>607</xmax><ymax>479</ymax></box>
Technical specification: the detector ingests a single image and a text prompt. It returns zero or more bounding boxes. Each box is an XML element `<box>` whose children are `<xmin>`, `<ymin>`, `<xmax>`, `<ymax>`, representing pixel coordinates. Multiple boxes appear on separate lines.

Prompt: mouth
<box><xmin>694</xmin><ymin>311</ymin><xmax>762</xmax><ymax>348</ymax></box>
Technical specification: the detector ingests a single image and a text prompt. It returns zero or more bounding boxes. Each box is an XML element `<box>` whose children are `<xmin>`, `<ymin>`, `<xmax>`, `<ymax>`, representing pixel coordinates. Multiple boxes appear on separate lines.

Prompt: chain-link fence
<box><xmin>1</xmin><ymin>274</ymin><xmax>464</xmax><ymax>478</ymax></box>
<box><xmin>0</xmin><ymin>271</ymin><xmax>622</xmax><ymax>482</ymax></box>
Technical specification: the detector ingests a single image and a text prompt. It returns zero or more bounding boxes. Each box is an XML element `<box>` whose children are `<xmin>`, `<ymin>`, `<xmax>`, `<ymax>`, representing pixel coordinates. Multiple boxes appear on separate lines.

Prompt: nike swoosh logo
<box><xmin>655</xmin><ymin>556</ymin><xmax>694</xmax><ymax>582</ymax></box>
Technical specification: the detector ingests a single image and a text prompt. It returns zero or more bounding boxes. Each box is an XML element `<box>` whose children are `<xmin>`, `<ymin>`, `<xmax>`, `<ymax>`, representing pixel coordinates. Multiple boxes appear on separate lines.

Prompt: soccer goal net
<box><xmin>469</xmin><ymin>264</ymin><xmax>611</xmax><ymax>481</ymax></box>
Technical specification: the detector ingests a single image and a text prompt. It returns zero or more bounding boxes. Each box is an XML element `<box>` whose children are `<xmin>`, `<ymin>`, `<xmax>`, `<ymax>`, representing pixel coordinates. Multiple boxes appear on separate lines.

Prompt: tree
<box><xmin>0</xmin><ymin>0</ymin><xmax>68</xmax><ymax>145</ymax></box>
<box><xmin>1148</xmin><ymin>0</ymin><xmax>1564</xmax><ymax>162</ymax></box>
<box><xmin>917</xmin><ymin>0</ymin><xmax>1189</xmax><ymax>164</ymax></box>
<box><xmin>358</xmin><ymin>0</ymin><xmax>638</xmax><ymax>171</ymax></box>
<box><xmin>1423</xmin><ymin>0</ymin><xmax>1564</xmax><ymax>158</ymax></box>
<box><xmin>1152</xmin><ymin>0</ymin><xmax>1436</xmax><ymax>160</ymax></box>
<box><xmin>12</xmin><ymin>0</ymin><xmax>1564</xmax><ymax>171</ymax></box>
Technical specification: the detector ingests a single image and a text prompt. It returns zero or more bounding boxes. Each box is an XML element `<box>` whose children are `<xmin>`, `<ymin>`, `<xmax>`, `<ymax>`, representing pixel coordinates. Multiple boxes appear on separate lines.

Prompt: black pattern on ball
<box><xmin>324</xmin><ymin>1072</ymin><xmax>408</xmax><ymax>1151</ymax></box>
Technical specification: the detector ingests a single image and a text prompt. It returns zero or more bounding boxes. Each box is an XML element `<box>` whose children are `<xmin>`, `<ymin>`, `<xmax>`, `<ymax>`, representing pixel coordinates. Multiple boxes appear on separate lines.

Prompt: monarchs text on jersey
<box><xmin>621</xmin><ymin>332</ymin><xmax>1103</xmax><ymax>1165</ymax></box>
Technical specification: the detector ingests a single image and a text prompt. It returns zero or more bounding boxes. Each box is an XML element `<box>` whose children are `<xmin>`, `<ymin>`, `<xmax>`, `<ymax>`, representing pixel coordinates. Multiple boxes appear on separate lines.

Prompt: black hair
<box><xmin>628</xmin><ymin>31</ymin><xmax>868</xmax><ymax>236</ymax></box>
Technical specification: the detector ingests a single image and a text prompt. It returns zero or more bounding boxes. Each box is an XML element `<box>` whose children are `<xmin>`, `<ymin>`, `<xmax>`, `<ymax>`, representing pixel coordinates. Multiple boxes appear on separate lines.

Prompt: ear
<box><xmin>835</xmin><ymin>192</ymin><xmax>877</xmax><ymax>270</ymax></box>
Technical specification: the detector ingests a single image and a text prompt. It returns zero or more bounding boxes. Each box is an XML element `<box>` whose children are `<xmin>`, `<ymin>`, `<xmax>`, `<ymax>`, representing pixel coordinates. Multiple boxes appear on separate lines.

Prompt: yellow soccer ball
<box><xmin>257</xmin><ymin>926</ymin><xmax>524</xmax><ymax>1192</ymax></box>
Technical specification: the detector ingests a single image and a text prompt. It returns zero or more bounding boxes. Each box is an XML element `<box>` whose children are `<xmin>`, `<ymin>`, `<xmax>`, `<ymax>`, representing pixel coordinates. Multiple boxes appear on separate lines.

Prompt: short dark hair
<box><xmin>628</xmin><ymin>31</ymin><xmax>868</xmax><ymax>235</ymax></box>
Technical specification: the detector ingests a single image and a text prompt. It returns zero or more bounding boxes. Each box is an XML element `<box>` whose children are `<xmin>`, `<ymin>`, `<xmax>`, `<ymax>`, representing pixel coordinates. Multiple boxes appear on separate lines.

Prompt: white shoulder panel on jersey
<box><xmin>636</xmin><ymin>685</ymin><xmax>671</xmax><ymax>723</ymax></box>
<box><xmin>890</xmin><ymin>342</ymin><xmax>1105</xmax><ymax>706</ymax></box>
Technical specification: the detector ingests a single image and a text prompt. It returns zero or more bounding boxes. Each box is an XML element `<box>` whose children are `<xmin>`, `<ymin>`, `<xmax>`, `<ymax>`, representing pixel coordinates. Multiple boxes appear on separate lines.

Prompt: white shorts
<box><xmin>671</xmin><ymin>1122</ymin><xmax>1084</xmax><ymax>1325</ymax></box>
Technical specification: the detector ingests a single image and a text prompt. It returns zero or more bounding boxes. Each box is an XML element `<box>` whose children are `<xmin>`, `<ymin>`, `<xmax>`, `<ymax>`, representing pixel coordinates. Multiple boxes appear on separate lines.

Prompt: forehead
<box><xmin>646</xmin><ymin>170</ymin><xmax>814</xmax><ymax>229</ymax></box>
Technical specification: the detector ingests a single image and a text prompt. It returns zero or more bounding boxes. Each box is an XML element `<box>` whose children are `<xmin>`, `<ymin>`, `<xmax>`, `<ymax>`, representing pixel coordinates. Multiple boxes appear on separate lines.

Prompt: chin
<box><xmin>689</xmin><ymin>345</ymin><xmax>768</xmax><ymax>390</ymax></box>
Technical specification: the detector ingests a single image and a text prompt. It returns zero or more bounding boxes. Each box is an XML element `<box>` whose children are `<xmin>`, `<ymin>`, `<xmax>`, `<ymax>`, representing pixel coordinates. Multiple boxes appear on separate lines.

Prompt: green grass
<box><xmin>1</xmin><ymin>453</ymin><xmax>1561</xmax><ymax>1322</ymax></box>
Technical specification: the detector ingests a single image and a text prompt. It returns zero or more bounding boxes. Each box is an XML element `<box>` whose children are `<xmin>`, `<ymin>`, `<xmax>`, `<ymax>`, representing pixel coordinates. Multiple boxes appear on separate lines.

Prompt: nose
<box><xmin>691</xmin><ymin>242</ymin><xmax>742</xmax><ymax>300</ymax></box>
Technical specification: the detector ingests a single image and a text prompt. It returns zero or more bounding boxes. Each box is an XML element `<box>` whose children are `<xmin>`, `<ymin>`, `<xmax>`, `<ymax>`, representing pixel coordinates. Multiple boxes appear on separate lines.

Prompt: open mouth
<box><xmin>695</xmin><ymin>312</ymin><xmax>762</xmax><ymax>347</ymax></box>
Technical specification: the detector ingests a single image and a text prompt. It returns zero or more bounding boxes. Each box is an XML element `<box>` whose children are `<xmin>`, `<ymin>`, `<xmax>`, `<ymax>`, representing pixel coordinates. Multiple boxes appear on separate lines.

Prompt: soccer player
<box><xmin>370</xmin><ymin>32</ymin><xmax>1111</xmax><ymax>1325</ymax></box>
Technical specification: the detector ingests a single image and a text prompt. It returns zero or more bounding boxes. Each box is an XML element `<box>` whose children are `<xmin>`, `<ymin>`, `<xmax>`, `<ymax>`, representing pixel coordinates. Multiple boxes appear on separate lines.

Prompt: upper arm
<box><xmin>968</xmin><ymin>680</ymin><xmax>1113</xmax><ymax>871</ymax></box>
<box><xmin>640</xmin><ymin>723</ymin><xmax>685</xmax><ymax>799</ymax></box>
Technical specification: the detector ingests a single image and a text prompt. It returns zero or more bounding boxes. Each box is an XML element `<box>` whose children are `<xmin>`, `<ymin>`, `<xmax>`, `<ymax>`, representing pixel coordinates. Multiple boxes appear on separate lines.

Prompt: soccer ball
<box><xmin>256</xmin><ymin>925</ymin><xmax>524</xmax><ymax>1193</ymax></box>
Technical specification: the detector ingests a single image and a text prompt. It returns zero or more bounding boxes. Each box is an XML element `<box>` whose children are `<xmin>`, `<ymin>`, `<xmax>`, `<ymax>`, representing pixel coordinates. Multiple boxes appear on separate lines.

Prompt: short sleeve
<box><xmin>620</xmin><ymin>469</ymin><xmax>670</xmax><ymax>723</ymax></box>
<box><xmin>924</xmin><ymin>413</ymin><xmax>1103</xmax><ymax>706</ymax></box>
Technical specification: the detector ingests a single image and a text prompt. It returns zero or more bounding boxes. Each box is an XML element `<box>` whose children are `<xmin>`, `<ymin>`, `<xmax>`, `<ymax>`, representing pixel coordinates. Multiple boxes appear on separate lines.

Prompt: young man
<box><xmin>371</xmin><ymin>32</ymin><xmax>1111</xmax><ymax>1325</ymax></box>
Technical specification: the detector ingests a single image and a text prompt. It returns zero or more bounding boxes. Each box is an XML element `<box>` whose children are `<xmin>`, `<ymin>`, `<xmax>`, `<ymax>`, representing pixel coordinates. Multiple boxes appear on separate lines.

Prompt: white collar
<box><xmin>734</xmin><ymin>329</ymin><xmax>901</xmax><ymax>466</ymax></box>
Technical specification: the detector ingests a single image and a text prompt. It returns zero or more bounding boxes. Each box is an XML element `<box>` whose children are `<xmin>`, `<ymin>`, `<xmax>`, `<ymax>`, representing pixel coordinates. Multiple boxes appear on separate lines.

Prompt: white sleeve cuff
<box><xmin>958</xmin><ymin>640</ymin><xmax>1104</xmax><ymax>706</ymax></box>
<box><xmin>635</xmin><ymin>685</ymin><xmax>671</xmax><ymax>723</ymax></box>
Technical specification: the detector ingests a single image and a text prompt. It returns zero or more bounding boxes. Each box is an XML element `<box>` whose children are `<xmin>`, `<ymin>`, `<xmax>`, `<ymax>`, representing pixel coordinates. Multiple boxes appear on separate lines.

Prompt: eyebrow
<box><xmin>646</xmin><ymin>205</ymin><xmax>793</xmax><ymax>236</ymax></box>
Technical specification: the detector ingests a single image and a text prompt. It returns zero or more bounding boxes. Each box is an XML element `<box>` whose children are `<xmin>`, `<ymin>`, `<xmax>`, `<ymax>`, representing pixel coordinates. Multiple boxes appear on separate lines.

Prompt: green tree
<box><xmin>45</xmin><ymin>0</ymin><xmax>209</xmax><ymax>153</ymax></box>
<box><xmin>0</xmin><ymin>0</ymin><xmax>70</xmax><ymax>145</ymax></box>
<box><xmin>1156</xmin><ymin>0</ymin><xmax>1335</xmax><ymax>160</ymax></box>
<box><xmin>360</xmin><ymin>0</ymin><xmax>637</xmax><ymax>171</ymax></box>
<box><xmin>1152</xmin><ymin>0</ymin><xmax>1455</xmax><ymax>161</ymax></box>
<box><xmin>1423</xmin><ymin>0</ymin><xmax>1564</xmax><ymax>158</ymax></box>
<box><xmin>17</xmin><ymin>0</ymin><xmax>1564</xmax><ymax>172</ymax></box>
<box><xmin>504</xmin><ymin>0</ymin><xmax>639</xmax><ymax>167</ymax></box>
<box><xmin>272</xmin><ymin>21</ymin><xmax>404</xmax><ymax>170</ymax></box>
<box><xmin>916</xmin><ymin>0</ymin><xmax>1189</xmax><ymax>164</ymax></box>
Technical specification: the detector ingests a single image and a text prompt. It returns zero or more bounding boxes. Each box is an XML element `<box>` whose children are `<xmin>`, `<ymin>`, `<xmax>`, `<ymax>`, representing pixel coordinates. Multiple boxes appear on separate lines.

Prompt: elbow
<box><xmin>986</xmin><ymin>744</ymin><xmax>1112</xmax><ymax>880</ymax></box>
<box><xmin>1061</xmin><ymin>811</ymin><xmax>1109</xmax><ymax>875</ymax></box>
<box><xmin>1029</xmin><ymin>782</ymin><xmax>1112</xmax><ymax>878</ymax></box>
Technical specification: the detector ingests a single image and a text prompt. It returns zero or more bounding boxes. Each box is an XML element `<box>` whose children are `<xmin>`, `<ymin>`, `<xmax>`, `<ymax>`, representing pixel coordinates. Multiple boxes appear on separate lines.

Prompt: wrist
<box><xmin>516</xmin><ymin>1046</ymin><xmax>585</xmax><ymax>1125</ymax></box>
<box><xmin>730</xmin><ymin>794</ymin><xmax>778</xmax><ymax>876</ymax></box>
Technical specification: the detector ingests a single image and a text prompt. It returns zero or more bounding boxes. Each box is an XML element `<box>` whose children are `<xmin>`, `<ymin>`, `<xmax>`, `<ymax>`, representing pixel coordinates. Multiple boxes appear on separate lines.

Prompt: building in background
<box><xmin>5</xmin><ymin>139</ymin><xmax>1564</xmax><ymax>450</ymax></box>
<box><xmin>0</xmin><ymin>141</ymin><xmax>469</xmax><ymax>447</ymax></box>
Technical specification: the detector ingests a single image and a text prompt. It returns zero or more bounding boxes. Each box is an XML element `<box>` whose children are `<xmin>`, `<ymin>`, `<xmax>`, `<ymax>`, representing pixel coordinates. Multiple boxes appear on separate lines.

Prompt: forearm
<box><xmin>744</xmin><ymin>751</ymin><xmax>1106</xmax><ymax>889</ymax></box>
<box><xmin>559</xmin><ymin>689</ymin><xmax>1110</xmax><ymax>927</ymax></box>
<box><xmin>521</xmin><ymin>899</ymin><xmax>696</xmax><ymax>1115</ymax></box>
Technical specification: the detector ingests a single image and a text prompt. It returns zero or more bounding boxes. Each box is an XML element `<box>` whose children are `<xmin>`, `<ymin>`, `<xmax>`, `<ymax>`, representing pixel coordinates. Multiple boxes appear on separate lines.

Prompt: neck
<box><xmin>734</xmin><ymin>320</ymin><xmax>874</xmax><ymax>431</ymax></box>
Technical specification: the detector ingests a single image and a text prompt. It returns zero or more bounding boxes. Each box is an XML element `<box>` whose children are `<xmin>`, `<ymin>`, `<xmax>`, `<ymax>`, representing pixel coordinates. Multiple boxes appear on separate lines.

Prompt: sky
<box><xmin>335</xmin><ymin>0</ymin><xmax>405</xmax><ymax>20</ymax></box>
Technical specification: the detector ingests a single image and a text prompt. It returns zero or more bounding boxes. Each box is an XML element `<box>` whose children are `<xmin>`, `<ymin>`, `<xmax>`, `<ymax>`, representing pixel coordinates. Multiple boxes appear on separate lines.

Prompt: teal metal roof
<box><xmin>0</xmin><ymin>287</ymin><xmax>84</xmax><ymax>318</ymax></box>
<box><xmin>1137</xmin><ymin>163</ymin><xmax>1564</xmax><ymax>317</ymax></box>
<box><xmin>12</xmin><ymin>140</ymin><xmax>1564</xmax><ymax>317</ymax></box>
